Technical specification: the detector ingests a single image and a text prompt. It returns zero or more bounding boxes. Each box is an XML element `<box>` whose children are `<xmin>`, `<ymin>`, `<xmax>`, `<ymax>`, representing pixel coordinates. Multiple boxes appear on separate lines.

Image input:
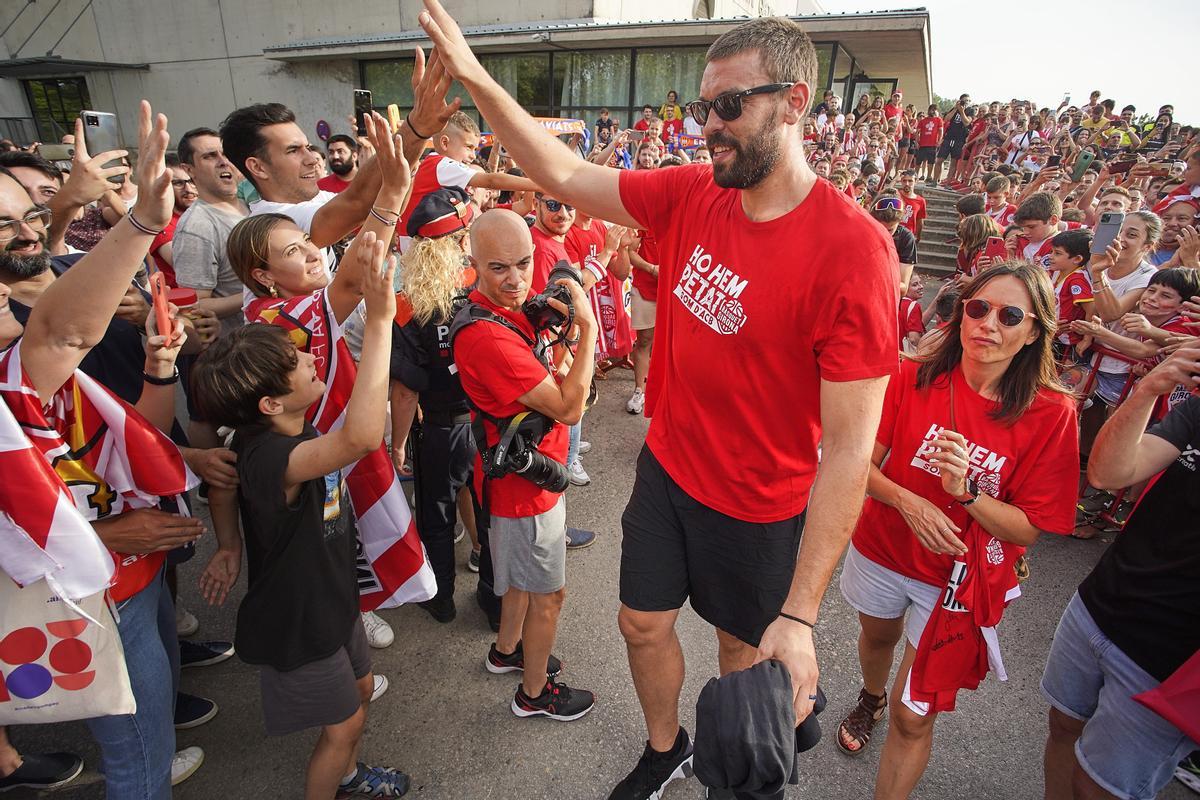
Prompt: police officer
<box><xmin>390</xmin><ymin>187</ymin><xmax>481</xmax><ymax>623</ymax></box>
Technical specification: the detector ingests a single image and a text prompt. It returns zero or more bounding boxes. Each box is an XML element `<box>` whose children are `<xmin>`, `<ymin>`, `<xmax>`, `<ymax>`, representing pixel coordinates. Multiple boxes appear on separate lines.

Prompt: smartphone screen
<box><xmin>353</xmin><ymin>90</ymin><xmax>372</xmax><ymax>137</ymax></box>
<box><xmin>81</xmin><ymin>111</ymin><xmax>124</xmax><ymax>185</ymax></box>
<box><xmin>1107</xmin><ymin>159</ymin><xmax>1136</xmax><ymax>175</ymax></box>
<box><xmin>1091</xmin><ymin>212</ymin><xmax>1125</xmax><ymax>256</ymax></box>
<box><xmin>1047</xmin><ymin>154</ymin><xmax>1062</xmax><ymax>168</ymax></box>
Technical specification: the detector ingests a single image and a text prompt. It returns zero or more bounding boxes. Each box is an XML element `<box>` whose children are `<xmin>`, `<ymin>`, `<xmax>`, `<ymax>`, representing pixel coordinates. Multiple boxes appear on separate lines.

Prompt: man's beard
<box><xmin>0</xmin><ymin>235</ymin><xmax>51</xmax><ymax>279</ymax></box>
<box><xmin>329</xmin><ymin>159</ymin><xmax>354</xmax><ymax>176</ymax></box>
<box><xmin>709</xmin><ymin>111</ymin><xmax>782</xmax><ymax>190</ymax></box>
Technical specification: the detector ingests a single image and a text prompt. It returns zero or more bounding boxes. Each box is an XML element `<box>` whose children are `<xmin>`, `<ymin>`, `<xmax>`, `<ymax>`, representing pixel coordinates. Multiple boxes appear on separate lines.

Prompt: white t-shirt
<box><xmin>683</xmin><ymin>117</ymin><xmax>704</xmax><ymax>137</ymax></box>
<box><xmin>1005</xmin><ymin>130</ymin><xmax>1040</xmax><ymax>165</ymax></box>
<box><xmin>817</xmin><ymin>112</ymin><xmax>845</xmax><ymax>132</ymax></box>
<box><xmin>1099</xmin><ymin>261</ymin><xmax>1158</xmax><ymax>374</ymax></box>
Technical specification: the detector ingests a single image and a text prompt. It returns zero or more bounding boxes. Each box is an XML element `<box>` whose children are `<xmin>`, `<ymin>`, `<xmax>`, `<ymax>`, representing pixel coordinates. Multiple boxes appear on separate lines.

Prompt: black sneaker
<box><xmin>174</xmin><ymin>692</ymin><xmax>218</xmax><ymax>730</ymax></box>
<box><xmin>608</xmin><ymin>727</ymin><xmax>694</xmax><ymax>800</ymax></box>
<box><xmin>0</xmin><ymin>752</ymin><xmax>84</xmax><ymax>792</ymax></box>
<box><xmin>179</xmin><ymin>639</ymin><xmax>234</xmax><ymax>668</ymax></box>
<box><xmin>511</xmin><ymin>679</ymin><xmax>595</xmax><ymax>721</ymax></box>
<box><xmin>417</xmin><ymin>592</ymin><xmax>457</xmax><ymax>624</ymax></box>
<box><xmin>486</xmin><ymin>641</ymin><xmax>561</xmax><ymax>678</ymax></box>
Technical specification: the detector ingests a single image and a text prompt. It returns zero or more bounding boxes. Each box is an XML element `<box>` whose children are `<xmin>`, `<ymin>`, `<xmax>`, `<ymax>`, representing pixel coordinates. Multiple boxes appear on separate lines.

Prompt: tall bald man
<box><xmin>451</xmin><ymin>210</ymin><xmax>599</xmax><ymax>720</ymax></box>
<box><xmin>419</xmin><ymin>5</ymin><xmax>899</xmax><ymax>798</ymax></box>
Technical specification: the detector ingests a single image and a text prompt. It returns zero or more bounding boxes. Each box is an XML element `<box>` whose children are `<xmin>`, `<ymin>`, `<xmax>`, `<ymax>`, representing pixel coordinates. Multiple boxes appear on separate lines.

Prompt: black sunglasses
<box><xmin>540</xmin><ymin>198</ymin><xmax>574</xmax><ymax>213</ymax></box>
<box><xmin>963</xmin><ymin>298</ymin><xmax>1037</xmax><ymax>327</ymax></box>
<box><xmin>686</xmin><ymin>83</ymin><xmax>795</xmax><ymax>126</ymax></box>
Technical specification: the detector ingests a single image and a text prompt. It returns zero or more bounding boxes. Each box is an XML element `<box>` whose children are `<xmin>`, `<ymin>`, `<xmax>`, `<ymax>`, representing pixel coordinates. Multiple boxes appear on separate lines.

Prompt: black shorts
<box><xmin>619</xmin><ymin>446</ymin><xmax>805</xmax><ymax>647</ymax></box>
<box><xmin>937</xmin><ymin>138</ymin><xmax>964</xmax><ymax>159</ymax></box>
<box><xmin>898</xmin><ymin>137</ymin><xmax>911</xmax><ymax>150</ymax></box>
<box><xmin>915</xmin><ymin>146</ymin><xmax>937</xmax><ymax>165</ymax></box>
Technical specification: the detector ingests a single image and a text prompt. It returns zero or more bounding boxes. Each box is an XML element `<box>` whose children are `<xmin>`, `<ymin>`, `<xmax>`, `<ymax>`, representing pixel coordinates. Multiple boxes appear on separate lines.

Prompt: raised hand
<box><xmin>361</xmin><ymin>234</ymin><xmax>397</xmax><ymax>323</ymax></box>
<box><xmin>143</xmin><ymin>301</ymin><xmax>186</xmax><ymax>377</ymax></box>
<box><xmin>417</xmin><ymin>0</ymin><xmax>488</xmax><ymax>85</ymax></box>
<box><xmin>130</xmin><ymin>101</ymin><xmax>173</xmax><ymax>232</ymax></box>
<box><xmin>407</xmin><ymin>45</ymin><xmax>462</xmax><ymax>141</ymax></box>
<box><xmin>364</xmin><ymin>111</ymin><xmax>410</xmax><ymax>202</ymax></box>
<box><xmin>57</xmin><ymin>117</ymin><xmax>130</xmax><ymax>208</ymax></box>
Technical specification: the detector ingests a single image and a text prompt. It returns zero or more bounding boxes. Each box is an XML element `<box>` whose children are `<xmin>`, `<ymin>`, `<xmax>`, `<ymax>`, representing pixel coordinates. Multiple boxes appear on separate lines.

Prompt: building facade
<box><xmin>0</xmin><ymin>0</ymin><xmax>931</xmax><ymax>149</ymax></box>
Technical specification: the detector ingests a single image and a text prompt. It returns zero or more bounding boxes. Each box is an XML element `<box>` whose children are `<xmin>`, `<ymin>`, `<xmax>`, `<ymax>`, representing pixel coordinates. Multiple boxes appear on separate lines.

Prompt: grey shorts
<box><xmin>491</xmin><ymin>496</ymin><xmax>567</xmax><ymax>595</ymax></box>
<box><xmin>259</xmin><ymin>616</ymin><xmax>371</xmax><ymax>736</ymax></box>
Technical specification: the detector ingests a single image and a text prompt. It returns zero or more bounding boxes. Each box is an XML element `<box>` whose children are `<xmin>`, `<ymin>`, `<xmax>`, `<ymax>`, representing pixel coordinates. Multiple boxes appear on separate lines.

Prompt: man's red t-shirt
<box><xmin>852</xmin><ymin>360</ymin><xmax>1079</xmax><ymax>587</ymax></box>
<box><xmin>454</xmin><ymin>290</ymin><xmax>569</xmax><ymax>518</ymax></box>
<box><xmin>150</xmin><ymin>210</ymin><xmax>181</xmax><ymax>287</ymax></box>
<box><xmin>662</xmin><ymin>118</ymin><xmax>684</xmax><ymax>143</ymax></box>
<box><xmin>399</xmin><ymin>153</ymin><xmax>476</xmax><ymax>233</ymax></box>
<box><xmin>917</xmin><ymin>118</ymin><xmax>944</xmax><ymax>148</ymax></box>
<box><xmin>530</xmin><ymin>225</ymin><xmax>570</xmax><ymax>294</ymax></box>
<box><xmin>899</xmin><ymin>193</ymin><xmax>927</xmax><ymax>238</ymax></box>
<box><xmin>632</xmin><ymin>231</ymin><xmax>660</xmax><ymax>300</ymax></box>
<box><xmin>634</xmin><ymin>119</ymin><xmax>651</xmax><ymax>132</ymax></box>
<box><xmin>619</xmin><ymin>167</ymin><xmax>900</xmax><ymax>522</ymax></box>
<box><xmin>884</xmin><ymin>103</ymin><xmax>903</xmax><ymax>123</ymax></box>
<box><xmin>317</xmin><ymin>173</ymin><xmax>352</xmax><ymax>194</ymax></box>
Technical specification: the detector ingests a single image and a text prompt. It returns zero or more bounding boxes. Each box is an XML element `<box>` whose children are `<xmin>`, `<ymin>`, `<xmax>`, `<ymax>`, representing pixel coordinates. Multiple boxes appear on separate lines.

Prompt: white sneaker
<box><xmin>577</xmin><ymin>440</ymin><xmax>592</xmax><ymax>455</ymax></box>
<box><xmin>454</xmin><ymin>521</ymin><xmax>466</xmax><ymax>544</ymax></box>
<box><xmin>361</xmin><ymin>611</ymin><xmax>395</xmax><ymax>649</ymax></box>
<box><xmin>170</xmin><ymin>746</ymin><xmax>204</xmax><ymax>786</ymax></box>
<box><xmin>626</xmin><ymin>390</ymin><xmax>645</xmax><ymax>415</ymax></box>
<box><xmin>175</xmin><ymin>603</ymin><xmax>199</xmax><ymax>638</ymax></box>
<box><xmin>568</xmin><ymin>460</ymin><xmax>591</xmax><ymax>486</ymax></box>
<box><xmin>371</xmin><ymin>673</ymin><xmax>389</xmax><ymax>702</ymax></box>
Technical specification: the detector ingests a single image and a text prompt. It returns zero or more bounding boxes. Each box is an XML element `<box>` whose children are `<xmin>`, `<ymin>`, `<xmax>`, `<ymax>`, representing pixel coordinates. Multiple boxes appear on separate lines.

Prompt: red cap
<box><xmin>168</xmin><ymin>287</ymin><xmax>197</xmax><ymax>307</ymax></box>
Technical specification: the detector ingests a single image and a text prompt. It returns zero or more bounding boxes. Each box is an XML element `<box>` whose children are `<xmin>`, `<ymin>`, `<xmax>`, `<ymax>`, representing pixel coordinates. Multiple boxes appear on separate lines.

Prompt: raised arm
<box><xmin>417</xmin><ymin>1</ymin><xmax>637</xmax><ymax>228</ymax></box>
<box><xmin>22</xmin><ymin>101</ymin><xmax>172</xmax><ymax>404</ymax></box>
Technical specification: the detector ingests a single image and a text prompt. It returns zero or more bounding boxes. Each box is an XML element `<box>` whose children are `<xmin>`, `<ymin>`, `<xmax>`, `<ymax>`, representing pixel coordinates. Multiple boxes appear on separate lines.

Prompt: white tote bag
<box><xmin>0</xmin><ymin>580</ymin><xmax>136</xmax><ymax>724</ymax></box>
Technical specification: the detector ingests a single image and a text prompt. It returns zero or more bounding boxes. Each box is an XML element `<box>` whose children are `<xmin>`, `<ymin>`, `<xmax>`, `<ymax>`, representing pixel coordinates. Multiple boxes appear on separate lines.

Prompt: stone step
<box><xmin>918</xmin><ymin>239</ymin><xmax>960</xmax><ymax>256</ymax></box>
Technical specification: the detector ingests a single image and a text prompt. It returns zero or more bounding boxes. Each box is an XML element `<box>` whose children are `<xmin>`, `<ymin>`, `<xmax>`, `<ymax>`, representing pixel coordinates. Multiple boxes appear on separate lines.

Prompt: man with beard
<box><xmin>318</xmin><ymin>134</ymin><xmax>360</xmax><ymax>194</ymax></box>
<box><xmin>1150</xmin><ymin>197</ymin><xmax>1199</xmax><ymax>267</ymax></box>
<box><xmin>416</xmin><ymin>6</ymin><xmax>899</xmax><ymax>799</ymax></box>
<box><xmin>148</xmin><ymin>154</ymin><xmax>199</xmax><ymax>287</ymax></box>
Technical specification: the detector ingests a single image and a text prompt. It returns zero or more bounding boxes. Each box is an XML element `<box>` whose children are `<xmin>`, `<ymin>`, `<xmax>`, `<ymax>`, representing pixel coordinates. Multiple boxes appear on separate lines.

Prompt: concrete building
<box><xmin>0</xmin><ymin>0</ymin><xmax>931</xmax><ymax>149</ymax></box>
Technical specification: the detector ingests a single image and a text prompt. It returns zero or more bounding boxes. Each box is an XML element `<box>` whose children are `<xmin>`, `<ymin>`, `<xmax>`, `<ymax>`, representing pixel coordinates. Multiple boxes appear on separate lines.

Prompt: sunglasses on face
<box><xmin>873</xmin><ymin>197</ymin><xmax>903</xmax><ymax>212</ymax></box>
<box><xmin>963</xmin><ymin>298</ymin><xmax>1037</xmax><ymax>327</ymax></box>
<box><xmin>686</xmin><ymin>82</ymin><xmax>795</xmax><ymax>126</ymax></box>
<box><xmin>540</xmin><ymin>198</ymin><xmax>574</xmax><ymax>213</ymax></box>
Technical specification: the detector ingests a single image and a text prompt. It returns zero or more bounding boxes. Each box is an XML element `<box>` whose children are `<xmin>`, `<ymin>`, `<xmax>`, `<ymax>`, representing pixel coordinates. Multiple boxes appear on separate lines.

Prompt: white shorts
<box><xmin>839</xmin><ymin>543</ymin><xmax>939</xmax><ymax>648</ymax></box>
<box><xmin>631</xmin><ymin>288</ymin><xmax>656</xmax><ymax>331</ymax></box>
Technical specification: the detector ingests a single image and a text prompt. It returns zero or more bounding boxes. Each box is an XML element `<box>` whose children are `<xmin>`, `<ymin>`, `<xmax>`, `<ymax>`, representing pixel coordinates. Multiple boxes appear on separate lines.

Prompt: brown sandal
<box><xmin>836</xmin><ymin>688</ymin><xmax>888</xmax><ymax>756</ymax></box>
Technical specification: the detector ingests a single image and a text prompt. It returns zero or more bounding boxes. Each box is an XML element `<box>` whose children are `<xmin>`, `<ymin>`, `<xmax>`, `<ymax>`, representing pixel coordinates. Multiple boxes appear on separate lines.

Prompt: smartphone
<box><xmin>80</xmin><ymin>110</ymin><xmax>123</xmax><ymax>185</ymax></box>
<box><xmin>1047</xmin><ymin>154</ymin><xmax>1062</xmax><ymax>168</ymax></box>
<box><xmin>1107</xmin><ymin>159</ymin><xmax>1136</xmax><ymax>176</ymax></box>
<box><xmin>38</xmin><ymin>143</ymin><xmax>75</xmax><ymax>161</ymax></box>
<box><xmin>386</xmin><ymin>104</ymin><xmax>402</xmax><ymax>134</ymax></box>
<box><xmin>148</xmin><ymin>271</ymin><xmax>176</xmax><ymax>348</ymax></box>
<box><xmin>1091</xmin><ymin>211</ymin><xmax>1125</xmax><ymax>256</ymax></box>
<box><xmin>1146</xmin><ymin>162</ymin><xmax>1174</xmax><ymax>178</ymax></box>
<box><xmin>1071</xmin><ymin>149</ymin><xmax>1096</xmax><ymax>183</ymax></box>
<box><xmin>628</xmin><ymin>129</ymin><xmax>645</xmax><ymax>142</ymax></box>
<box><xmin>984</xmin><ymin>237</ymin><xmax>1008</xmax><ymax>262</ymax></box>
<box><xmin>353</xmin><ymin>90</ymin><xmax>372</xmax><ymax>137</ymax></box>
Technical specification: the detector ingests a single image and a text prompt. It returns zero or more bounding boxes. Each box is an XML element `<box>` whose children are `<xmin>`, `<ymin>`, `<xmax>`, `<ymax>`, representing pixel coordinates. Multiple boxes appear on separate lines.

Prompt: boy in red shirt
<box><xmin>898</xmin><ymin>273</ymin><xmax>926</xmax><ymax>352</ymax></box>
<box><xmin>1013</xmin><ymin>192</ymin><xmax>1078</xmax><ymax>269</ymax></box>
<box><xmin>1045</xmin><ymin>229</ymin><xmax>1094</xmax><ymax>352</ymax></box>
<box><xmin>896</xmin><ymin>170</ymin><xmax>926</xmax><ymax>239</ymax></box>
<box><xmin>985</xmin><ymin>175</ymin><xmax>1016</xmax><ymax>229</ymax></box>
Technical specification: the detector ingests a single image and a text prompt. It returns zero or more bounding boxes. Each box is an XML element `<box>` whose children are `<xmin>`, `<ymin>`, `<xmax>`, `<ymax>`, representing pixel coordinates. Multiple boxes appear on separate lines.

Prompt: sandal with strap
<box><xmin>836</xmin><ymin>688</ymin><xmax>888</xmax><ymax>756</ymax></box>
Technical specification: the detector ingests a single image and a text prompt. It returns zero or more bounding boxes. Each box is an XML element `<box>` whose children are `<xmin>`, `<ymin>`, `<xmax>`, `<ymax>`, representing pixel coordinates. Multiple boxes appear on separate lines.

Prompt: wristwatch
<box><xmin>956</xmin><ymin>478</ymin><xmax>981</xmax><ymax>506</ymax></box>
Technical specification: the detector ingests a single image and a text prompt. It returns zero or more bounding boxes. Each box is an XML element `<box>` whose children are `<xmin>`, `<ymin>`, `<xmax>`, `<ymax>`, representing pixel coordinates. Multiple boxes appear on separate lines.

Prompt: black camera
<box><xmin>485</xmin><ymin>412</ymin><xmax>570</xmax><ymax>493</ymax></box>
<box><xmin>522</xmin><ymin>261</ymin><xmax>580</xmax><ymax>331</ymax></box>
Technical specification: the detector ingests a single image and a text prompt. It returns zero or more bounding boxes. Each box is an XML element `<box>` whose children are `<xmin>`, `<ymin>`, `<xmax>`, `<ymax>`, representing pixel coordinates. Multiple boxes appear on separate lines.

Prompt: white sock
<box><xmin>341</xmin><ymin>766</ymin><xmax>359</xmax><ymax>785</ymax></box>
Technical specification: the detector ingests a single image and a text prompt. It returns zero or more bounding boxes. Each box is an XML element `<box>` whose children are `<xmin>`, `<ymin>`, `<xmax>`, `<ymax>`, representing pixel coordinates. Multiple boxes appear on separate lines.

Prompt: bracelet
<box><xmin>779</xmin><ymin>612</ymin><xmax>816</xmax><ymax>630</ymax></box>
<box><xmin>142</xmin><ymin>367</ymin><xmax>179</xmax><ymax>385</ymax></box>
<box><xmin>126</xmin><ymin>210</ymin><xmax>165</xmax><ymax>236</ymax></box>
<box><xmin>369</xmin><ymin>208</ymin><xmax>398</xmax><ymax>226</ymax></box>
<box><xmin>405</xmin><ymin>115</ymin><xmax>432</xmax><ymax>140</ymax></box>
<box><xmin>372</xmin><ymin>205</ymin><xmax>402</xmax><ymax>218</ymax></box>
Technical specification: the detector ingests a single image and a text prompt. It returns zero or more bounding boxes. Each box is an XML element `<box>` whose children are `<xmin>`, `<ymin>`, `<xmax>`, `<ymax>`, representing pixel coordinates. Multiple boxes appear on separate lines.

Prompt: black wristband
<box><xmin>405</xmin><ymin>115</ymin><xmax>432</xmax><ymax>140</ymax></box>
<box><xmin>779</xmin><ymin>612</ymin><xmax>816</xmax><ymax>630</ymax></box>
<box><xmin>142</xmin><ymin>367</ymin><xmax>179</xmax><ymax>385</ymax></box>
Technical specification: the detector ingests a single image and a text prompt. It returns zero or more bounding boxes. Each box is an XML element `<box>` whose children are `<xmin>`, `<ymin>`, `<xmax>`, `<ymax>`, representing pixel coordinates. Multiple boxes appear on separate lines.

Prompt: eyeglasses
<box><xmin>873</xmin><ymin>197</ymin><xmax>903</xmax><ymax>212</ymax></box>
<box><xmin>685</xmin><ymin>83</ymin><xmax>796</xmax><ymax>126</ymax></box>
<box><xmin>171</xmin><ymin>178</ymin><xmax>197</xmax><ymax>188</ymax></box>
<box><xmin>540</xmin><ymin>198</ymin><xmax>574</xmax><ymax>213</ymax></box>
<box><xmin>0</xmin><ymin>208</ymin><xmax>52</xmax><ymax>241</ymax></box>
<box><xmin>963</xmin><ymin>298</ymin><xmax>1037</xmax><ymax>327</ymax></box>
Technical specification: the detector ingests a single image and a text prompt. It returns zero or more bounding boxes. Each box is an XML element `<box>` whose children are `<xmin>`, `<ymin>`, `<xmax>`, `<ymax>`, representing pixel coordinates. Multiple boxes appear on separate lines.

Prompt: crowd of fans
<box><xmin>0</xmin><ymin>4</ymin><xmax>1197</xmax><ymax>799</ymax></box>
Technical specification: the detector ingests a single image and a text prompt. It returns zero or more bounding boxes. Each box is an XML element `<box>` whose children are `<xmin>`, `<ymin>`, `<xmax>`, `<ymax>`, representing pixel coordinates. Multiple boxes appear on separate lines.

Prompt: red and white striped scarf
<box><xmin>246</xmin><ymin>290</ymin><xmax>436</xmax><ymax>609</ymax></box>
<box><xmin>0</xmin><ymin>342</ymin><xmax>194</xmax><ymax>601</ymax></box>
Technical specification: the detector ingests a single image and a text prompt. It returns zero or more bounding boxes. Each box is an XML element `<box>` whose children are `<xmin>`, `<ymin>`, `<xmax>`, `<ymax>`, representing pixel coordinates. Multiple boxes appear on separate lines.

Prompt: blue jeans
<box><xmin>86</xmin><ymin>566</ymin><xmax>179</xmax><ymax>800</ymax></box>
<box><xmin>567</xmin><ymin>419</ymin><xmax>582</xmax><ymax>466</ymax></box>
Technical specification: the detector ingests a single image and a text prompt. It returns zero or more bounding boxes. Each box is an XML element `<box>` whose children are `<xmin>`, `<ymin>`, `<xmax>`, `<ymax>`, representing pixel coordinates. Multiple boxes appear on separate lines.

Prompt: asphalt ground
<box><xmin>9</xmin><ymin>279</ymin><xmax>1191</xmax><ymax>799</ymax></box>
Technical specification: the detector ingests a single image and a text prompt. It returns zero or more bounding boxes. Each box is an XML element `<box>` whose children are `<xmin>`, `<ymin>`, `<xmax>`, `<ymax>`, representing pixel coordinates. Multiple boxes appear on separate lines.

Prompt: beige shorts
<box><xmin>631</xmin><ymin>288</ymin><xmax>657</xmax><ymax>331</ymax></box>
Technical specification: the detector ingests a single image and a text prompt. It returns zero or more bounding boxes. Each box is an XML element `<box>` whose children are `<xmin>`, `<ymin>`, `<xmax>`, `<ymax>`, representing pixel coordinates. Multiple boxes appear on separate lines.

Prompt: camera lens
<box><xmin>514</xmin><ymin>450</ymin><xmax>570</xmax><ymax>493</ymax></box>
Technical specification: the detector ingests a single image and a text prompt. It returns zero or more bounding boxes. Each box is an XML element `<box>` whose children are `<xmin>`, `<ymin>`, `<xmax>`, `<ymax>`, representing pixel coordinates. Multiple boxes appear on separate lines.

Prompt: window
<box><xmin>552</xmin><ymin>50</ymin><xmax>630</xmax><ymax>113</ymax></box>
<box><xmin>813</xmin><ymin>43</ymin><xmax>834</xmax><ymax>97</ymax></box>
<box><xmin>480</xmin><ymin>53</ymin><xmax>552</xmax><ymax>116</ymax></box>
<box><xmin>23</xmin><ymin>78</ymin><xmax>91</xmax><ymax>143</ymax></box>
<box><xmin>632</xmin><ymin>48</ymin><xmax>706</xmax><ymax>118</ymax></box>
<box><xmin>362</xmin><ymin>59</ymin><xmax>478</xmax><ymax>126</ymax></box>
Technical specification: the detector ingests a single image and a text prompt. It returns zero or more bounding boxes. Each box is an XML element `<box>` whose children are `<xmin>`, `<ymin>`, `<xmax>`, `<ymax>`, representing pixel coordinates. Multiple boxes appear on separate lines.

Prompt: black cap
<box><xmin>407</xmin><ymin>186</ymin><xmax>475</xmax><ymax>238</ymax></box>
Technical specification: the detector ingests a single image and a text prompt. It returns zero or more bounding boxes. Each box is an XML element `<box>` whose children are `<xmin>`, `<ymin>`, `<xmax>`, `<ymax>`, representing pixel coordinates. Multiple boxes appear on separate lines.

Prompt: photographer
<box><xmin>451</xmin><ymin>209</ymin><xmax>597</xmax><ymax>720</ymax></box>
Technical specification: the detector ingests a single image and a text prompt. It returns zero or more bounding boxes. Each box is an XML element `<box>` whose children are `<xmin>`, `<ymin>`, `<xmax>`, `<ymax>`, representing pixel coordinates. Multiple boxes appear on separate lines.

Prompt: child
<box><xmin>898</xmin><ymin>273</ymin><xmax>926</xmax><ymax>352</ymax></box>
<box><xmin>1013</xmin><ymin>192</ymin><xmax>1077</xmax><ymax>269</ymax></box>
<box><xmin>1072</xmin><ymin>268</ymin><xmax>1200</xmax><ymax>361</ymax></box>
<box><xmin>1044</xmin><ymin>229</ymin><xmax>1094</xmax><ymax>354</ymax></box>
<box><xmin>191</xmin><ymin>238</ymin><xmax>408</xmax><ymax>800</ymax></box>
<box><xmin>985</xmin><ymin>175</ymin><xmax>1017</xmax><ymax>228</ymax></box>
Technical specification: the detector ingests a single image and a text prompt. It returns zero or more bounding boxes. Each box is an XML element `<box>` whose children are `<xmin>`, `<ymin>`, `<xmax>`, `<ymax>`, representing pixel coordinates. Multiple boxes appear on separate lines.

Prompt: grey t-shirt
<box><xmin>172</xmin><ymin>198</ymin><xmax>248</xmax><ymax>336</ymax></box>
